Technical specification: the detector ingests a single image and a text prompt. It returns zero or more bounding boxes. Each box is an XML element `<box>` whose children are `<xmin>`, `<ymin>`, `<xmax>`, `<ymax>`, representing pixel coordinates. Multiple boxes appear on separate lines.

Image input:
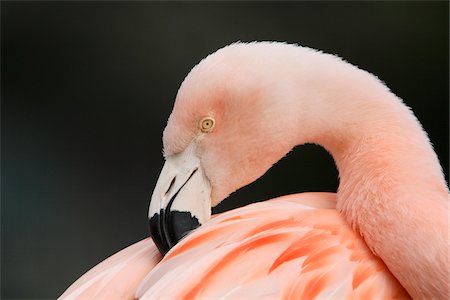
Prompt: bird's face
<box><xmin>148</xmin><ymin>49</ymin><xmax>298</xmax><ymax>255</ymax></box>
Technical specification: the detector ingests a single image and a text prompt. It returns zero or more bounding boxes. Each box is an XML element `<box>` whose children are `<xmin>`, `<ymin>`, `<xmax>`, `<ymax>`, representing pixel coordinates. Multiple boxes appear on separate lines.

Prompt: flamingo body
<box><xmin>139</xmin><ymin>193</ymin><xmax>408</xmax><ymax>299</ymax></box>
<box><xmin>60</xmin><ymin>42</ymin><xmax>449</xmax><ymax>299</ymax></box>
<box><xmin>62</xmin><ymin>193</ymin><xmax>409</xmax><ymax>299</ymax></box>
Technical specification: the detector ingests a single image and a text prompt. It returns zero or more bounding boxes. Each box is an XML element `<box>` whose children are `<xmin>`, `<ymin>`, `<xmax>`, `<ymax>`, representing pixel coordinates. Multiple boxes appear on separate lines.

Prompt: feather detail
<box><xmin>137</xmin><ymin>193</ymin><xmax>409</xmax><ymax>299</ymax></box>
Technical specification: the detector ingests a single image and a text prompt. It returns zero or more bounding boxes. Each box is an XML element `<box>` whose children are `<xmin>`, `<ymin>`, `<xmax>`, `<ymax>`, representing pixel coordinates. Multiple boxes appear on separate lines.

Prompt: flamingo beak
<box><xmin>148</xmin><ymin>144</ymin><xmax>212</xmax><ymax>255</ymax></box>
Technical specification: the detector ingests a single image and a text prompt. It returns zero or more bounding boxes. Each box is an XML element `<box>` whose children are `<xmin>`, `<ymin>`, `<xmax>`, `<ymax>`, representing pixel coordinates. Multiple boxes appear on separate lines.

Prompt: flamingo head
<box><xmin>148</xmin><ymin>42</ymin><xmax>302</xmax><ymax>254</ymax></box>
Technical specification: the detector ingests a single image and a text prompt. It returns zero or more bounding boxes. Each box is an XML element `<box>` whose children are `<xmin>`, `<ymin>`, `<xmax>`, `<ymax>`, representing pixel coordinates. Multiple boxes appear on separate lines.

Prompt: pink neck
<box><xmin>299</xmin><ymin>70</ymin><xmax>449</xmax><ymax>298</ymax></box>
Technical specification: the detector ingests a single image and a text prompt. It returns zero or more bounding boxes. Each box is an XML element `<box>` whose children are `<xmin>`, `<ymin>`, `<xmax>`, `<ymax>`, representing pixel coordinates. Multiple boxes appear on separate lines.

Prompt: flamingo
<box><xmin>60</xmin><ymin>42</ymin><xmax>449</xmax><ymax>299</ymax></box>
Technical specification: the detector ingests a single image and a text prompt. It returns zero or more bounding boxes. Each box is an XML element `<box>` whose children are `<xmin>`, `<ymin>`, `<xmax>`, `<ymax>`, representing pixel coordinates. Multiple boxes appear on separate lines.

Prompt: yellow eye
<box><xmin>199</xmin><ymin>117</ymin><xmax>215</xmax><ymax>133</ymax></box>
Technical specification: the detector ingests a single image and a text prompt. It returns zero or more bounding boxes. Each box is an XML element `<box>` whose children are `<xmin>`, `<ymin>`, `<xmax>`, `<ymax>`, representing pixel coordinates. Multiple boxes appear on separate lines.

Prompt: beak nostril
<box><xmin>164</xmin><ymin>177</ymin><xmax>176</xmax><ymax>197</ymax></box>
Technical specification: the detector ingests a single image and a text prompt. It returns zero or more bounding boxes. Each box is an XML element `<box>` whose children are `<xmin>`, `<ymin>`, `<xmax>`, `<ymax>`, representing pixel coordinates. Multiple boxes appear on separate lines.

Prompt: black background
<box><xmin>2</xmin><ymin>1</ymin><xmax>448</xmax><ymax>299</ymax></box>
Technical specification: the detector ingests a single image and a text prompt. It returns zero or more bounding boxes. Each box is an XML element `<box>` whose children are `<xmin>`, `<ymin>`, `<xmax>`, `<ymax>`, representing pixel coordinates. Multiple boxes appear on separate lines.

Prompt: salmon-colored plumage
<box><xmin>62</xmin><ymin>194</ymin><xmax>409</xmax><ymax>299</ymax></box>
<box><xmin>139</xmin><ymin>193</ymin><xmax>406</xmax><ymax>299</ymax></box>
<box><xmin>60</xmin><ymin>42</ymin><xmax>449</xmax><ymax>299</ymax></box>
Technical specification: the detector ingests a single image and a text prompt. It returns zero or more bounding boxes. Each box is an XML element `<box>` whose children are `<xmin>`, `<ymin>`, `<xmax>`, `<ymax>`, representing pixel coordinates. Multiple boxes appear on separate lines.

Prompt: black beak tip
<box><xmin>167</xmin><ymin>211</ymin><xmax>201</xmax><ymax>242</ymax></box>
<box><xmin>149</xmin><ymin>210</ymin><xmax>201</xmax><ymax>256</ymax></box>
<box><xmin>149</xmin><ymin>211</ymin><xmax>170</xmax><ymax>255</ymax></box>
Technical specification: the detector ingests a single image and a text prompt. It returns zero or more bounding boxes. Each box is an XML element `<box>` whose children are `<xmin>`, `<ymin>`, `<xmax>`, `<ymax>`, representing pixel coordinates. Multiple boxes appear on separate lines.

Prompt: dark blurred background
<box><xmin>1</xmin><ymin>1</ymin><xmax>448</xmax><ymax>298</ymax></box>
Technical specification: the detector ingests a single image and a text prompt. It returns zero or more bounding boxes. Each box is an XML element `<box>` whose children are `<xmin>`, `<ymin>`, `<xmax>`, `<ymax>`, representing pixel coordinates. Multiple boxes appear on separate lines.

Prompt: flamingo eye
<box><xmin>199</xmin><ymin>117</ymin><xmax>215</xmax><ymax>133</ymax></box>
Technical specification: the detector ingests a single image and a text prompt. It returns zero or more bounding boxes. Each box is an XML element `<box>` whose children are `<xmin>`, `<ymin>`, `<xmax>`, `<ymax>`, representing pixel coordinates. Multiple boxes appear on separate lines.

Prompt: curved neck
<box><xmin>288</xmin><ymin>54</ymin><xmax>449</xmax><ymax>298</ymax></box>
